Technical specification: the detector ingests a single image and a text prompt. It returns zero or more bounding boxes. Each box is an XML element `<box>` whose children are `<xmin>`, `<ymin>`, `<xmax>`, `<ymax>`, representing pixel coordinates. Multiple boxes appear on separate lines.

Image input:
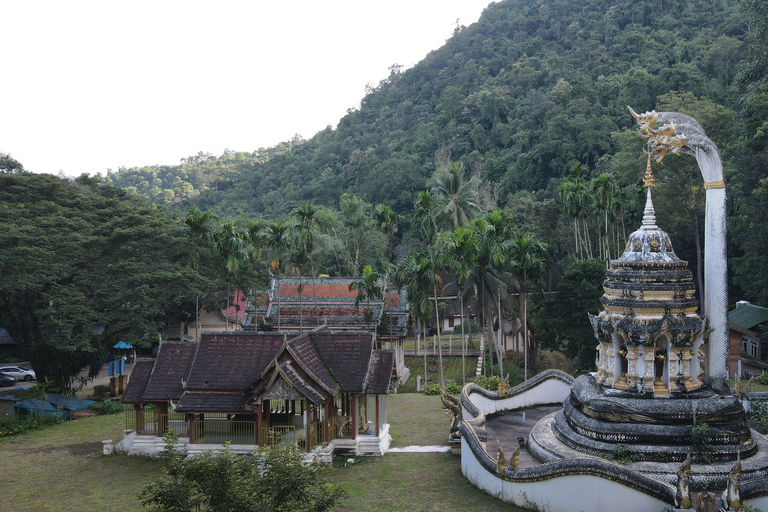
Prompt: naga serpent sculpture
<box><xmin>628</xmin><ymin>106</ymin><xmax>728</xmax><ymax>392</ymax></box>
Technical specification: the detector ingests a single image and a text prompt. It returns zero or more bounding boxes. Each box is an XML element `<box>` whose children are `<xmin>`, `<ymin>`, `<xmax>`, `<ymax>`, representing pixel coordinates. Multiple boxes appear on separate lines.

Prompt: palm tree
<box><xmin>184</xmin><ymin>207</ymin><xmax>218</xmax><ymax>338</ymax></box>
<box><xmin>590</xmin><ymin>173</ymin><xmax>618</xmax><ymax>263</ymax></box>
<box><xmin>348</xmin><ymin>265</ymin><xmax>383</xmax><ymax>325</ymax></box>
<box><xmin>427</xmin><ymin>162</ymin><xmax>481</xmax><ymax>232</ymax></box>
<box><xmin>465</xmin><ymin>215</ymin><xmax>510</xmax><ymax>377</ymax></box>
<box><xmin>292</xmin><ymin>202</ymin><xmax>320</xmax><ymax>325</ymax></box>
<box><xmin>509</xmin><ymin>234</ymin><xmax>547</xmax><ymax>379</ymax></box>
<box><xmin>265</xmin><ymin>222</ymin><xmax>289</xmax><ymax>330</ymax></box>
<box><xmin>394</xmin><ymin>253</ymin><xmax>444</xmax><ymax>390</ymax></box>
<box><xmin>438</xmin><ymin>227</ymin><xmax>478</xmax><ymax>385</ymax></box>
<box><xmin>289</xmin><ymin>246</ymin><xmax>309</xmax><ymax>330</ymax></box>
<box><xmin>215</xmin><ymin>221</ymin><xmax>249</xmax><ymax>332</ymax></box>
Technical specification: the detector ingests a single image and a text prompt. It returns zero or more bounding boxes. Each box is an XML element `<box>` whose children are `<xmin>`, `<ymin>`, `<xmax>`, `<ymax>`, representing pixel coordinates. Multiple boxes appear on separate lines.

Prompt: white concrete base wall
<box><xmin>116</xmin><ymin>424</ymin><xmax>393</xmax><ymax>459</ymax></box>
<box><xmin>465</xmin><ymin>378</ymin><xmax>572</xmax><ymax>417</ymax></box>
<box><xmin>461</xmin><ymin>438</ymin><xmax>670</xmax><ymax>512</ymax></box>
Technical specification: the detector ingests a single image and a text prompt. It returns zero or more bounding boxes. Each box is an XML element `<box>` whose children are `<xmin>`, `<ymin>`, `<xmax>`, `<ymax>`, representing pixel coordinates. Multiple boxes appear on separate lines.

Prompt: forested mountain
<box><xmin>102</xmin><ymin>0</ymin><xmax>747</xmax><ymax>218</ymax></box>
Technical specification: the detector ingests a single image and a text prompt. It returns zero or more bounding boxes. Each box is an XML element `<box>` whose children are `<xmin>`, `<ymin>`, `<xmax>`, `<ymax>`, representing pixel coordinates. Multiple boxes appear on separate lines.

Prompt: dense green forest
<box><xmin>4</xmin><ymin>0</ymin><xmax>768</xmax><ymax>388</ymax></box>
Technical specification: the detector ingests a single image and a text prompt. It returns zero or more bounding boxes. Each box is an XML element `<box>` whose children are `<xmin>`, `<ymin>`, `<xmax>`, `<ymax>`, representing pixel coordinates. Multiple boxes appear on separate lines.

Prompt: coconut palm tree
<box><xmin>427</xmin><ymin>162</ymin><xmax>481</xmax><ymax>232</ymax></box>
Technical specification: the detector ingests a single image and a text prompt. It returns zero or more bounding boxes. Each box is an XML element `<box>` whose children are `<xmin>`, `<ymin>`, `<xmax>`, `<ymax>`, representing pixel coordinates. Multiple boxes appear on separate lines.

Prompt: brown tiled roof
<box><xmin>366</xmin><ymin>350</ymin><xmax>394</xmax><ymax>394</ymax></box>
<box><xmin>175</xmin><ymin>391</ymin><xmax>252</xmax><ymax>413</ymax></box>
<box><xmin>185</xmin><ymin>332</ymin><xmax>284</xmax><ymax>390</ymax></box>
<box><xmin>286</xmin><ymin>333</ymin><xmax>339</xmax><ymax>393</ymax></box>
<box><xmin>143</xmin><ymin>341</ymin><xmax>198</xmax><ymax>401</ymax></box>
<box><xmin>311</xmin><ymin>332</ymin><xmax>374</xmax><ymax>393</ymax></box>
<box><xmin>122</xmin><ymin>359</ymin><xmax>154</xmax><ymax>404</ymax></box>
<box><xmin>278</xmin><ymin>362</ymin><xmax>327</xmax><ymax>405</ymax></box>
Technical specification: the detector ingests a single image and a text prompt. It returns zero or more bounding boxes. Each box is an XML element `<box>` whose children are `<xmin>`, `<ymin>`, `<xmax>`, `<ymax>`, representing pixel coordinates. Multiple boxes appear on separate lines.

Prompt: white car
<box><xmin>0</xmin><ymin>365</ymin><xmax>36</xmax><ymax>381</ymax></box>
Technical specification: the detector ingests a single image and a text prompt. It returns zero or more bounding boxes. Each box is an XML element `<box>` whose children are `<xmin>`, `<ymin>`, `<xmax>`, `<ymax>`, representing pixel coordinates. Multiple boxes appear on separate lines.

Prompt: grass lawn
<box><xmin>1</xmin><ymin>394</ymin><xmax>524</xmax><ymax>512</ymax></box>
<box><xmin>397</xmin><ymin>356</ymin><xmax>479</xmax><ymax>393</ymax></box>
<box><xmin>0</xmin><ymin>413</ymin><xmax>161</xmax><ymax>512</ymax></box>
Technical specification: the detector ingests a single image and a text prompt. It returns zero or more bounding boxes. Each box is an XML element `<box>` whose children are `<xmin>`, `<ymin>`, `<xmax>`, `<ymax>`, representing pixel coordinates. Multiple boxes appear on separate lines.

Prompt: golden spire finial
<box><xmin>643</xmin><ymin>154</ymin><xmax>655</xmax><ymax>188</ymax></box>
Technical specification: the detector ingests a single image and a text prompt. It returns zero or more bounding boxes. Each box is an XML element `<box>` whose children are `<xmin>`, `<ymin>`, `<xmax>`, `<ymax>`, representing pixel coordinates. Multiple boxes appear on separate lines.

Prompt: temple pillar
<box><xmin>134</xmin><ymin>404</ymin><xmax>142</xmax><ymax>433</ymax></box>
<box><xmin>668</xmin><ymin>349</ymin><xmax>680</xmax><ymax>392</ymax></box>
<box><xmin>604</xmin><ymin>345</ymin><xmax>616</xmax><ymax>387</ymax></box>
<box><xmin>255</xmin><ymin>403</ymin><xmax>262</xmax><ymax>445</ymax></box>
<box><xmin>187</xmin><ymin>413</ymin><xmax>195</xmax><ymax>443</ymax></box>
<box><xmin>305</xmin><ymin>402</ymin><xmax>312</xmax><ymax>453</ymax></box>
<box><xmin>375</xmin><ymin>395</ymin><xmax>380</xmax><ymax>437</ymax></box>
<box><xmin>626</xmin><ymin>345</ymin><xmax>639</xmax><ymax>391</ymax></box>
<box><xmin>157</xmin><ymin>402</ymin><xmax>168</xmax><ymax>436</ymax></box>
<box><xmin>643</xmin><ymin>349</ymin><xmax>656</xmax><ymax>393</ymax></box>
<box><xmin>351</xmin><ymin>395</ymin><xmax>357</xmax><ymax>440</ymax></box>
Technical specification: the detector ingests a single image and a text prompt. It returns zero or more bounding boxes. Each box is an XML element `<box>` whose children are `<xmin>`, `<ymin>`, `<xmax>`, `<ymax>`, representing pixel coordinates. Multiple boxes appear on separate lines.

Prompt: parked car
<box><xmin>0</xmin><ymin>372</ymin><xmax>17</xmax><ymax>387</ymax></box>
<box><xmin>0</xmin><ymin>366</ymin><xmax>36</xmax><ymax>381</ymax></box>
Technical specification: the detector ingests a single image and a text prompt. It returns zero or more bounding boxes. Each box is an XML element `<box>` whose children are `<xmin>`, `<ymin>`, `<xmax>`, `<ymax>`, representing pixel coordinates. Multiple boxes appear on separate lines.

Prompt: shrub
<box><xmin>749</xmin><ymin>402</ymin><xmax>768</xmax><ymax>435</ymax></box>
<box><xmin>141</xmin><ymin>435</ymin><xmax>345</xmax><ymax>512</ymax></box>
<box><xmin>90</xmin><ymin>400</ymin><xmax>125</xmax><ymax>415</ymax></box>
<box><xmin>92</xmin><ymin>385</ymin><xmax>110</xmax><ymax>398</ymax></box>
<box><xmin>755</xmin><ymin>372</ymin><xmax>768</xmax><ymax>386</ymax></box>
<box><xmin>424</xmin><ymin>383</ymin><xmax>442</xmax><ymax>395</ymax></box>
<box><xmin>471</xmin><ymin>375</ymin><xmax>500</xmax><ymax>392</ymax></box>
<box><xmin>0</xmin><ymin>412</ymin><xmax>61</xmax><ymax>438</ymax></box>
<box><xmin>444</xmin><ymin>381</ymin><xmax>462</xmax><ymax>394</ymax></box>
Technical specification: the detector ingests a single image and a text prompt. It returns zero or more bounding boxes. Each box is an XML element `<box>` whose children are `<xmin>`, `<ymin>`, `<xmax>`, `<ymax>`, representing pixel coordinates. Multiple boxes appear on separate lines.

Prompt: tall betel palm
<box><xmin>509</xmin><ymin>234</ymin><xmax>547</xmax><ymax>379</ymax></box>
<box><xmin>266</xmin><ymin>222</ymin><xmax>289</xmax><ymax>330</ymax></box>
<box><xmin>292</xmin><ymin>202</ymin><xmax>320</xmax><ymax>326</ymax></box>
<box><xmin>216</xmin><ymin>221</ymin><xmax>249</xmax><ymax>332</ymax></box>
<box><xmin>348</xmin><ymin>265</ymin><xmax>383</xmax><ymax>326</ymax></box>
<box><xmin>427</xmin><ymin>162</ymin><xmax>481</xmax><ymax>232</ymax></box>
<box><xmin>438</xmin><ymin>227</ymin><xmax>478</xmax><ymax>385</ymax></box>
<box><xmin>465</xmin><ymin>214</ymin><xmax>510</xmax><ymax>377</ymax></box>
<box><xmin>394</xmin><ymin>253</ymin><xmax>444</xmax><ymax>390</ymax></box>
<box><xmin>184</xmin><ymin>207</ymin><xmax>219</xmax><ymax>338</ymax></box>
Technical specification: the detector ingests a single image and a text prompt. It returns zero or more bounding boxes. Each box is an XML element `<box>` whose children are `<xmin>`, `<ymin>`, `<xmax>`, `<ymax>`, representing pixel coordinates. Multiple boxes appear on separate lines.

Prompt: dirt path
<box><xmin>539</xmin><ymin>349</ymin><xmax>573</xmax><ymax>374</ymax></box>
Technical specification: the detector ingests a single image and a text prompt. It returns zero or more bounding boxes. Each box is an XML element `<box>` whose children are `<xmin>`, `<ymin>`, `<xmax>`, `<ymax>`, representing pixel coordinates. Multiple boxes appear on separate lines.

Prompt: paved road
<box><xmin>1</xmin><ymin>361</ymin><xmax>134</xmax><ymax>398</ymax></box>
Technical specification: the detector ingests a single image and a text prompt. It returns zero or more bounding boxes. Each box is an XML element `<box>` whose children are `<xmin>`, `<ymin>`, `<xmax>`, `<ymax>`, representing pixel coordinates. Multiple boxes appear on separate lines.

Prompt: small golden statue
<box><xmin>722</xmin><ymin>452</ymin><xmax>742</xmax><ymax>511</ymax></box>
<box><xmin>497</xmin><ymin>374</ymin><xmax>510</xmax><ymax>395</ymax></box>
<box><xmin>676</xmin><ymin>453</ymin><xmax>692</xmax><ymax>509</ymax></box>
<box><xmin>746</xmin><ymin>375</ymin><xmax>755</xmax><ymax>393</ymax></box>
<box><xmin>496</xmin><ymin>442</ymin><xmax>506</xmax><ymax>475</ymax></box>
<box><xmin>508</xmin><ymin>446</ymin><xmax>521</xmax><ymax>470</ymax></box>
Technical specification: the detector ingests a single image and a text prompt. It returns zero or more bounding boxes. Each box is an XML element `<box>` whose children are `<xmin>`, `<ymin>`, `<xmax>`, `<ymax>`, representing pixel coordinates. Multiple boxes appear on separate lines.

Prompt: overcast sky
<box><xmin>2</xmin><ymin>1</ymin><xmax>491</xmax><ymax>177</ymax></box>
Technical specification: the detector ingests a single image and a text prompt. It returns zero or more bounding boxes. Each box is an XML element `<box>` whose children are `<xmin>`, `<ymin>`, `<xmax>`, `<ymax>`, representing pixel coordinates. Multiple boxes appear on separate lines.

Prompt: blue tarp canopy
<box><xmin>13</xmin><ymin>393</ymin><xmax>95</xmax><ymax>419</ymax></box>
<box><xmin>113</xmin><ymin>342</ymin><xmax>133</xmax><ymax>349</ymax></box>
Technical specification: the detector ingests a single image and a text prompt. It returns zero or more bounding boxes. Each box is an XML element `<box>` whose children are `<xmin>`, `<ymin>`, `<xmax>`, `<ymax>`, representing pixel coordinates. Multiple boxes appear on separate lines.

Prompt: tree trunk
<box><xmin>460</xmin><ymin>292</ymin><xmax>466</xmax><ymax>385</ymax></box>
<box><xmin>311</xmin><ymin>258</ymin><xmax>319</xmax><ymax>326</ymax></box>
<box><xmin>433</xmin><ymin>294</ymin><xmax>444</xmax><ymax>391</ymax></box>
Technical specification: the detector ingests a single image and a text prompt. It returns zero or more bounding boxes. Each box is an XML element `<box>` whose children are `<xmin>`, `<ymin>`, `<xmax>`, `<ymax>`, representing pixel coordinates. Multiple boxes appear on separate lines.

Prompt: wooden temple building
<box><xmin>121</xmin><ymin>327</ymin><xmax>394</xmax><ymax>457</ymax></box>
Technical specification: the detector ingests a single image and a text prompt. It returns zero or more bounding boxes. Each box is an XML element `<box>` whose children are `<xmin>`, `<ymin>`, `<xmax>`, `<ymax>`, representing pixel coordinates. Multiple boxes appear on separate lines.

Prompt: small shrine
<box><xmin>591</xmin><ymin>158</ymin><xmax>708</xmax><ymax>397</ymax></box>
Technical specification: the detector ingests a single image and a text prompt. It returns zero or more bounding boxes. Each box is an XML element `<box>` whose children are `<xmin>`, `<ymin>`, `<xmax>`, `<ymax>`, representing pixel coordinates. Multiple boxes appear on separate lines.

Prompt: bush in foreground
<box><xmin>141</xmin><ymin>434</ymin><xmax>345</xmax><ymax>512</ymax></box>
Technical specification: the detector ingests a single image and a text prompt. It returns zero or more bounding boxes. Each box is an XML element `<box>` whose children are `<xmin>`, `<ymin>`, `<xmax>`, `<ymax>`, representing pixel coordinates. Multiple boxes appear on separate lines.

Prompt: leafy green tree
<box><xmin>0</xmin><ymin>173</ymin><xmax>205</xmax><ymax>393</ymax></box>
<box><xmin>0</xmin><ymin>152</ymin><xmax>24</xmax><ymax>174</ymax></box>
<box><xmin>140</xmin><ymin>436</ymin><xmax>345</xmax><ymax>512</ymax></box>
<box><xmin>216</xmin><ymin>221</ymin><xmax>249</xmax><ymax>331</ymax></box>
<box><xmin>532</xmin><ymin>259</ymin><xmax>606</xmax><ymax>371</ymax></box>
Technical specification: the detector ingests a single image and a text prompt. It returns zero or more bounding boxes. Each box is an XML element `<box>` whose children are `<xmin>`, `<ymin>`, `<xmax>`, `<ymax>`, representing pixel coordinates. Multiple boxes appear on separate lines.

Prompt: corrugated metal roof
<box><xmin>729</xmin><ymin>303</ymin><xmax>768</xmax><ymax>331</ymax></box>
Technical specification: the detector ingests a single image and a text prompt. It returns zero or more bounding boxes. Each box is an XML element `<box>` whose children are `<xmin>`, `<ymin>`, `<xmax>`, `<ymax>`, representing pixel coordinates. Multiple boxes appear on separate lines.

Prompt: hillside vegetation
<box><xmin>102</xmin><ymin>0</ymin><xmax>747</xmax><ymax>218</ymax></box>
